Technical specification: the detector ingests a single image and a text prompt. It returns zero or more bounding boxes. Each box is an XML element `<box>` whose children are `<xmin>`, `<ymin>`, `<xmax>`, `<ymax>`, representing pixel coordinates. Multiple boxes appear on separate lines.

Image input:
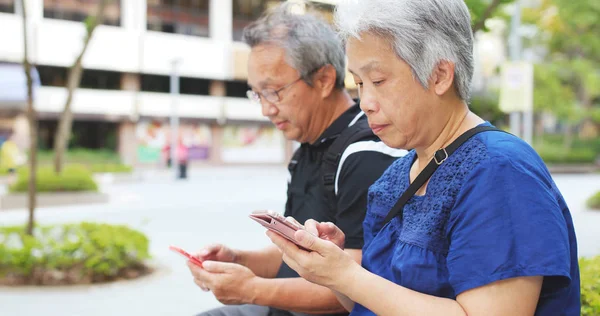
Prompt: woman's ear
<box><xmin>431</xmin><ymin>60</ymin><xmax>456</xmax><ymax>96</ymax></box>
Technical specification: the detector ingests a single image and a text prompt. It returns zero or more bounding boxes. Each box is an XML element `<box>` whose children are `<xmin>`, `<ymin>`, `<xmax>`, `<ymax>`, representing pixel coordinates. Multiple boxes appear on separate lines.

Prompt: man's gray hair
<box><xmin>335</xmin><ymin>0</ymin><xmax>474</xmax><ymax>101</ymax></box>
<box><xmin>243</xmin><ymin>1</ymin><xmax>346</xmax><ymax>89</ymax></box>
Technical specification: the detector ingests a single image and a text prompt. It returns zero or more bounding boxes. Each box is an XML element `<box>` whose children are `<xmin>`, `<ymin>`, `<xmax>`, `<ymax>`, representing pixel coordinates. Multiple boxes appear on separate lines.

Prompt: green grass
<box><xmin>0</xmin><ymin>149</ymin><xmax>132</xmax><ymax>175</ymax></box>
<box><xmin>8</xmin><ymin>165</ymin><xmax>98</xmax><ymax>193</ymax></box>
<box><xmin>534</xmin><ymin>134</ymin><xmax>599</xmax><ymax>164</ymax></box>
<box><xmin>581</xmin><ymin>256</ymin><xmax>600</xmax><ymax>316</ymax></box>
<box><xmin>587</xmin><ymin>192</ymin><xmax>600</xmax><ymax>210</ymax></box>
<box><xmin>37</xmin><ymin>149</ymin><xmax>122</xmax><ymax>165</ymax></box>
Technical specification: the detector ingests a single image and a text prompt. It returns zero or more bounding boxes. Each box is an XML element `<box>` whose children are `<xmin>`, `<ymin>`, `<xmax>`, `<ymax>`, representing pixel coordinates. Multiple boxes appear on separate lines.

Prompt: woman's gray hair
<box><xmin>242</xmin><ymin>1</ymin><xmax>346</xmax><ymax>89</ymax></box>
<box><xmin>335</xmin><ymin>0</ymin><xmax>474</xmax><ymax>101</ymax></box>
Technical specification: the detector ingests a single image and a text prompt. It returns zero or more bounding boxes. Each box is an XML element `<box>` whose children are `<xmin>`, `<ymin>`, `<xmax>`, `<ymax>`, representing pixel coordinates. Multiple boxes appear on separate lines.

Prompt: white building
<box><xmin>0</xmin><ymin>0</ymin><xmax>337</xmax><ymax>166</ymax></box>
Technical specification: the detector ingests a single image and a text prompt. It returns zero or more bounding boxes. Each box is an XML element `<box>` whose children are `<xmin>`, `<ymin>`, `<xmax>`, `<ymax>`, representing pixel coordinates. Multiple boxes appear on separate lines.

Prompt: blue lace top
<box><xmin>351</xmin><ymin>123</ymin><xmax>580</xmax><ymax>316</ymax></box>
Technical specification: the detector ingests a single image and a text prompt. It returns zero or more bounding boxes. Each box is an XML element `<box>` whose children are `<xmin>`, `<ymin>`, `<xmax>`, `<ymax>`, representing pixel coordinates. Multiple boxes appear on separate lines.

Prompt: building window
<box><xmin>308</xmin><ymin>2</ymin><xmax>335</xmax><ymax>24</ymax></box>
<box><xmin>38</xmin><ymin>120</ymin><xmax>118</xmax><ymax>150</ymax></box>
<box><xmin>226</xmin><ymin>80</ymin><xmax>249</xmax><ymax>98</ymax></box>
<box><xmin>38</xmin><ymin>65</ymin><xmax>121</xmax><ymax>90</ymax></box>
<box><xmin>0</xmin><ymin>0</ymin><xmax>14</xmax><ymax>13</ymax></box>
<box><xmin>181</xmin><ymin>77</ymin><xmax>210</xmax><ymax>95</ymax></box>
<box><xmin>38</xmin><ymin>65</ymin><xmax>68</xmax><ymax>87</ymax></box>
<box><xmin>141</xmin><ymin>74</ymin><xmax>170</xmax><ymax>93</ymax></box>
<box><xmin>232</xmin><ymin>1</ymin><xmax>334</xmax><ymax>42</ymax></box>
<box><xmin>80</xmin><ymin>69</ymin><xmax>121</xmax><ymax>90</ymax></box>
<box><xmin>232</xmin><ymin>0</ymin><xmax>282</xmax><ymax>42</ymax></box>
<box><xmin>147</xmin><ymin>0</ymin><xmax>210</xmax><ymax>37</ymax></box>
<box><xmin>44</xmin><ymin>0</ymin><xmax>121</xmax><ymax>26</ymax></box>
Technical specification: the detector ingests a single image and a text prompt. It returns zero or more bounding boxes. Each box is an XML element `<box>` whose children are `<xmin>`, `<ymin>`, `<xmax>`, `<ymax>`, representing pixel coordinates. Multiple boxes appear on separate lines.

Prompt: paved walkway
<box><xmin>0</xmin><ymin>167</ymin><xmax>598</xmax><ymax>316</ymax></box>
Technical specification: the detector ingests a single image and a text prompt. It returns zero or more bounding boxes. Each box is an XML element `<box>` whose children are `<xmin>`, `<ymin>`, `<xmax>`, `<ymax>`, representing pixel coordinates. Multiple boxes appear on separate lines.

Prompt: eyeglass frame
<box><xmin>246</xmin><ymin>66</ymin><xmax>323</xmax><ymax>105</ymax></box>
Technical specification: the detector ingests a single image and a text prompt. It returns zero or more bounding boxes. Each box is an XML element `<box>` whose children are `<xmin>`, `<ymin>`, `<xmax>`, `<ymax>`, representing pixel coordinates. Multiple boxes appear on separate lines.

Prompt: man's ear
<box><xmin>313</xmin><ymin>65</ymin><xmax>338</xmax><ymax>98</ymax></box>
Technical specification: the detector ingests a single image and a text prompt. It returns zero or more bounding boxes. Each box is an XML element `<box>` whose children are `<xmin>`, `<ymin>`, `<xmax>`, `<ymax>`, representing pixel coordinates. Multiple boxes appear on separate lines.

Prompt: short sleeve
<box><xmin>336</xmin><ymin>149</ymin><xmax>397</xmax><ymax>249</ymax></box>
<box><xmin>446</xmin><ymin>156</ymin><xmax>572</xmax><ymax>295</ymax></box>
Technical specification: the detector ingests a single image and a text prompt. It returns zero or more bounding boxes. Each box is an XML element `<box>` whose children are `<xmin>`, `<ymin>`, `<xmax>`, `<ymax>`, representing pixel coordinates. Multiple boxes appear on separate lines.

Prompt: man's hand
<box><xmin>195</xmin><ymin>244</ymin><xmax>239</xmax><ymax>264</ymax></box>
<box><xmin>187</xmin><ymin>260</ymin><xmax>259</xmax><ymax>305</ymax></box>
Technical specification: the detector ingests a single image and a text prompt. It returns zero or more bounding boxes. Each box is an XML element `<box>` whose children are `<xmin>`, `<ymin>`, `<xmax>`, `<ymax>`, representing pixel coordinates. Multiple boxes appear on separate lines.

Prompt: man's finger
<box><xmin>187</xmin><ymin>261</ymin><xmax>214</xmax><ymax>283</ymax></box>
<box><xmin>202</xmin><ymin>260</ymin><xmax>240</xmax><ymax>274</ymax></box>
<box><xmin>196</xmin><ymin>244</ymin><xmax>220</xmax><ymax>259</ymax></box>
<box><xmin>193</xmin><ymin>278</ymin><xmax>210</xmax><ymax>292</ymax></box>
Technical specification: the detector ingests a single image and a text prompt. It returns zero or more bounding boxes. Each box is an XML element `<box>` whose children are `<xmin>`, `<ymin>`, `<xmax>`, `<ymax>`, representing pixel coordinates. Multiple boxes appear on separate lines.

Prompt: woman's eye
<box><xmin>373</xmin><ymin>80</ymin><xmax>384</xmax><ymax>86</ymax></box>
<box><xmin>356</xmin><ymin>82</ymin><xmax>364</xmax><ymax>87</ymax></box>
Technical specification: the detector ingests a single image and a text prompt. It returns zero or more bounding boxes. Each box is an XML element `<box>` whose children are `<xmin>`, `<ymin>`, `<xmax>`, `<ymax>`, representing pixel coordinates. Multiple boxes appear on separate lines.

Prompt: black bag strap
<box><xmin>321</xmin><ymin>116</ymin><xmax>374</xmax><ymax>211</ymax></box>
<box><xmin>287</xmin><ymin>147</ymin><xmax>302</xmax><ymax>173</ymax></box>
<box><xmin>382</xmin><ymin>126</ymin><xmax>505</xmax><ymax>226</ymax></box>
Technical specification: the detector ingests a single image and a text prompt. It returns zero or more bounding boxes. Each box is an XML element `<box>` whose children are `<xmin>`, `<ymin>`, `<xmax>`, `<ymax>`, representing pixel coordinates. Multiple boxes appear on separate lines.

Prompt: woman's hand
<box><xmin>266</xmin><ymin>221</ymin><xmax>360</xmax><ymax>291</ymax></box>
<box><xmin>303</xmin><ymin>219</ymin><xmax>346</xmax><ymax>250</ymax></box>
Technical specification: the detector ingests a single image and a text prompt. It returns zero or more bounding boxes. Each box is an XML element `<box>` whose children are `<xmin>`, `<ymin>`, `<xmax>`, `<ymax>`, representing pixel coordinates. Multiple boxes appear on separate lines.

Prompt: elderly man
<box><xmin>187</xmin><ymin>2</ymin><xmax>406</xmax><ymax>316</ymax></box>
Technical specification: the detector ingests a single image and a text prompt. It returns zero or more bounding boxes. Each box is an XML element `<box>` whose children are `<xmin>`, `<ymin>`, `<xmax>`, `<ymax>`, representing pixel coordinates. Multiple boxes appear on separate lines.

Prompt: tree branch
<box><xmin>472</xmin><ymin>0</ymin><xmax>504</xmax><ymax>33</ymax></box>
<box><xmin>54</xmin><ymin>0</ymin><xmax>111</xmax><ymax>173</ymax></box>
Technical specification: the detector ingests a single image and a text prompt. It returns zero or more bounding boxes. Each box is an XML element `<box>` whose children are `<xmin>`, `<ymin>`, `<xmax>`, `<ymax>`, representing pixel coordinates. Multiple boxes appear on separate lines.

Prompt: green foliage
<box><xmin>37</xmin><ymin>149</ymin><xmax>121</xmax><ymax>165</ymax></box>
<box><xmin>89</xmin><ymin>164</ymin><xmax>133</xmax><ymax>174</ymax></box>
<box><xmin>533</xmin><ymin>63</ymin><xmax>578</xmax><ymax>122</ymax></box>
<box><xmin>0</xmin><ymin>223</ymin><xmax>150</xmax><ymax>281</ymax></box>
<box><xmin>9</xmin><ymin>165</ymin><xmax>98</xmax><ymax>193</ymax></box>
<box><xmin>469</xmin><ymin>91</ymin><xmax>506</xmax><ymax>125</ymax></box>
<box><xmin>534</xmin><ymin>134</ymin><xmax>599</xmax><ymax>164</ymax></box>
<box><xmin>465</xmin><ymin>0</ymin><xmax>515</xmax><ymax>31</ymax></box>
<box><xmin>525</xmin><ymin>0</ymin><xmax>600</xmax><ymax>122</ymax></box>
<box><xmin>581</xmin><ymin>256</ymin><xmax>600</xmax><ymax>315</ymax></box>
<box><xmin>536</xmin><ymin>145</ymin><xmax>597</xmax><ymax>164</ymax></box>
<box><xmin>29</xmin><ymin>149</ymin><xmax>132</xmax><ymax>174</ymax></box>
<box><xmin>587</xmin><ymin>192</ymin><xmax>600</xmax><ymax>210</ymax></box>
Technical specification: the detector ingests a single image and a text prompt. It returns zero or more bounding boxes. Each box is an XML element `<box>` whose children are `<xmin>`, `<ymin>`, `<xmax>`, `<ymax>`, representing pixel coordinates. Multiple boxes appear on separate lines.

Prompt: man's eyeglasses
<box><xmin>246</xmin><ymin>77</ymin><xmax>303</xmax><ymax>105</ymax></box>
<box><xmin>246</xmin><ymin>67</ymin><xmax>322</xmax><ymax>105</ymax></box>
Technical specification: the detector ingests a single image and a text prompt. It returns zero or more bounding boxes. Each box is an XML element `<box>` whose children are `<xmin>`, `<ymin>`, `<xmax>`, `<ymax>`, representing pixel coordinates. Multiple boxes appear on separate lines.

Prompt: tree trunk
<box><xmin>20</xmin><ymin>0</ymin><xmax>37</xmax><ymax>236</ymax></box>
<box><xmin>575</xmin><ymin>77</ymin><xmax>594</xmax><ymax>139</ymax></box>
<box><xmin>53</xmin><ymin>0</ymin><xmax>110</xmax><ymax>173</ymax></box>
<box><xmin>563</xmin><ymin>123</ymin><xmax>573</xmax><ymax>150</ymax></box>
<box><xmin>535</xmin><ymin>113</ymin><xmax>545</xmax><ymax>147</ymax></box>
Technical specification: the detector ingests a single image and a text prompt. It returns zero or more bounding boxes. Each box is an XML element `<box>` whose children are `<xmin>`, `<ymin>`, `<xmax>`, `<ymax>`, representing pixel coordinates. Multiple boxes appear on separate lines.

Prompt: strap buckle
<box><xmin>323</xmin><ymin>152</ymin><xmax>339</xmax><ymax>165</ymax></box>
<box><xmin>323</xmin><ymin>173</ymin><xmax>335</xmax><ymax>185</ymax></box>
<box><xmin>434</xmin><ymin>148</ymin><xmax>448</xmax><ymax>165</ymax></box>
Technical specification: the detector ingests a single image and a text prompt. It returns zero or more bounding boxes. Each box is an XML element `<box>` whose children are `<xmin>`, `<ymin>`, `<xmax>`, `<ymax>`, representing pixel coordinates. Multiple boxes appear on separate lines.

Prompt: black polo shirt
<box><xmin>276</xmin><ymin>103</ymin><xmax>407</xmax><ymax>281</ymax></box>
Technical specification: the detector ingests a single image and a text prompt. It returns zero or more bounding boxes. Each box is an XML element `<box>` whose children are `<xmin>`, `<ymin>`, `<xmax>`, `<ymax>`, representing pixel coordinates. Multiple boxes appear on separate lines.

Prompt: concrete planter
<box><xmin>0</xmin><ymin>192</ymin><xmax>109</xmax><ymax>210</ymax></box>
<box><xmin>93</xmin><ymin>172</ymin><xmax>141</xmax><ymax>185</ymax></box>
<box><xmin>547</xmin><ymin>164</ymin><xmax>600</xmax><ymax>174</ymax></box>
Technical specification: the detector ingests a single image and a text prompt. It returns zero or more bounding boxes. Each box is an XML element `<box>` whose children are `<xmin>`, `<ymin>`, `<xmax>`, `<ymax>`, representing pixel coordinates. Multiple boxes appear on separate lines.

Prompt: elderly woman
<box><xmin>266</xmin><ymin>0</ymin><xmax>580</xmax><ymax>315</ymax></box>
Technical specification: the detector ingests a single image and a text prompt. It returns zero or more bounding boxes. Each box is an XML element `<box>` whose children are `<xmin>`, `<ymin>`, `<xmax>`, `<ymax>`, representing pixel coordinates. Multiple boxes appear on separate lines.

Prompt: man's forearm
<box><xmin>251</xmin><ymin>277</ymin><xmax>347</xmax><ymax>314</ymax></box>
<box><xmin>237</xmin><ymin>245</ymin><xmax>283</xmax><ymax>278</ymax></box>
<box><xmin>333</xmin><ymin>290</ymin><xmax>354</xmax><ymax>312</ymax></box>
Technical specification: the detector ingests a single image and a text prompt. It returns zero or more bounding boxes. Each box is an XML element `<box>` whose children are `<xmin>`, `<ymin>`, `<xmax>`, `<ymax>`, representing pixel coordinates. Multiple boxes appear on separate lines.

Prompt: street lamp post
<box><xmin>170</xmin><ymin>59</ymin><xmax>181</xmax><ymax>179</ymax></box>
<box><xmin>509</xmin><ymin>0</ymin><xmax>522</xmax><ymax>139</ymax></box>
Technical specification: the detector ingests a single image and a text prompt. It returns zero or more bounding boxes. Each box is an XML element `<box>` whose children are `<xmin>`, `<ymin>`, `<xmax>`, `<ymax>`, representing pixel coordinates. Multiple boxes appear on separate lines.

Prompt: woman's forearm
<box><xmin>337</xmin><ymin>265</ymin><xmax>466</xmax><ymax>316</ymax></box>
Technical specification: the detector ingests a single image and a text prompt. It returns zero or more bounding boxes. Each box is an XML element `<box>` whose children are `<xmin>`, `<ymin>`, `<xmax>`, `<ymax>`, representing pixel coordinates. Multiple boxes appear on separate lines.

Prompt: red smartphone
<box><xmin>169</xmin><ymin>245</ymin><xmax>203</xmax><ymax>267</ymax></box>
